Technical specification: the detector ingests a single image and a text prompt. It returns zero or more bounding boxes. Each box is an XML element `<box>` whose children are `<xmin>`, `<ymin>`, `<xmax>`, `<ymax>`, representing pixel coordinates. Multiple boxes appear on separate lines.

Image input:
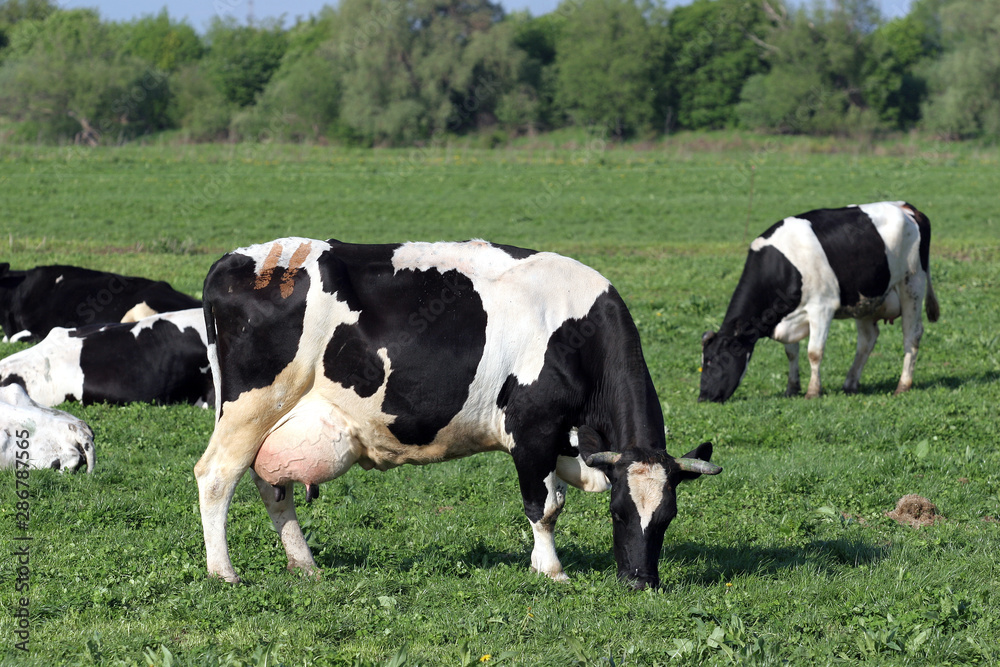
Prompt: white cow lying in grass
<box><xmin>0</xmin><ymin>383</ymin><xmax>95</xmax><ymax>472</ymax></box>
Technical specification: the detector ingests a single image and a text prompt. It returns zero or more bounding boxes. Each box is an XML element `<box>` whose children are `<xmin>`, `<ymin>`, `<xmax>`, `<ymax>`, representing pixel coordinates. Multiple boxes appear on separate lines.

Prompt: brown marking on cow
<box><xmin>279</xmin><ymin>241</ymin><xmax>313</xmax><ymax>299</ymax></box>
<box><xmin>255</xmin><ymin>243</ymin><xmax>284</xmax><ymax>290</ymax></box>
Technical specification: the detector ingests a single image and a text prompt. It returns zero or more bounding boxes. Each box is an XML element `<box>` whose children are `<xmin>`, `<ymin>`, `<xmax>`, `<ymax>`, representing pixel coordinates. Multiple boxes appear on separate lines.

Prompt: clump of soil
<box><xmin>886</xmin><ymin>495</ymin><xmax>944</xmax><ymax>528</ymax></box>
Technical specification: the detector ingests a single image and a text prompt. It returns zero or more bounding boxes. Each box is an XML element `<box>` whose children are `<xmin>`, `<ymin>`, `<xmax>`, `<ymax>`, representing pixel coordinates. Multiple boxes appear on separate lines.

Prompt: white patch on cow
<box><xmin>752</xmin><ymin>217</ymin><xmax>840</xmax><ymax>345</ymax></box>
<box><xmin>55</xmin><ymin>275</ymin><xmax>64</xmax><ymax>284</ymax></box>
<box><xmin>121</xmin><ymin>301</ymin><xmax>158</xmax><ymax>323</ymax></box>
<box><xmin>9</xmin><ymin>330</ymin><xmax>33</xmax><ymax>343</ymax></box>
<box><xmin>0</xmin><ymin>383</ymin><xmax>95</xmax><ymax>472</ymax></box>
<box><xmin>129</xmin><ymin>308</ymin><xmax>207</xmax><ymax>343</ymax></box>
<box><xmin>858</xmin><ymin>201</ymin><xmax>922</xmax><ymax>287</ymax></box>
<box><xmin>235</xmin><ymin>237</ymin><xmax>332</xmax><ymax>276</ymax></box>
<box><xmin>0</xmin><ymin>327</ymin><xmax>85</xmax><ymax>407</ymax></box>
<box><xmin>627</xmin><ymin>462</ymin><xmax>667</xmax><ymax>533</ymax></box>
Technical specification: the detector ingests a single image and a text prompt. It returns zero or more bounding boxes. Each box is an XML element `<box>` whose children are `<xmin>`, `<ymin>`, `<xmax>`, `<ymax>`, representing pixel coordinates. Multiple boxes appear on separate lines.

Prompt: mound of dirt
<box><xmin>886</xmin><ymin>494</ymin><xmax>944</xmax><ymax>528</ymax></box>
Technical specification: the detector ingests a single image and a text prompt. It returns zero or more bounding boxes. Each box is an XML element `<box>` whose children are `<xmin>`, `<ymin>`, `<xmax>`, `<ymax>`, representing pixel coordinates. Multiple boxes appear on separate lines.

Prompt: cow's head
<box><xmin>0</xmin><ymin>384</ymin><xmax>95</xmax><ymax>473</ymax></box>
<box><xmin>577</xmin><ymin>425</ymin><xmax>721</xmax><ymax>590</ymax></box>
<box><xmin>698</xmin><ymin>330</ymin><xmax>752</xmax><ymax>403</ymax></box>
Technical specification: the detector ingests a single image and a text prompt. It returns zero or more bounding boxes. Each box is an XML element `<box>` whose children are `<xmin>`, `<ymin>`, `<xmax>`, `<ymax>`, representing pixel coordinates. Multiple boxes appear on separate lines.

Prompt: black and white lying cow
<box><xmin>1</xmin><ymin>383</ymin><xmax>95</xmax><ymax>472</ymax></box>
<box><xmin>196</xmin><ymin>238</ymin><xmax>721</xmax><ymax>589</ymax></box>
<box><xmin>0</xmin><ymin>263</ymin><xmax>201</xmax><ymax>342</ymax></box>
<box><xmin>0</xmin><ymin>308</ymin><xmax>212</xmax><ymax>407</ymax></box>
<box><xmin>700</xmin><ymin>201</ymin><xmax>939</xmax><ymax>403</ymax></box>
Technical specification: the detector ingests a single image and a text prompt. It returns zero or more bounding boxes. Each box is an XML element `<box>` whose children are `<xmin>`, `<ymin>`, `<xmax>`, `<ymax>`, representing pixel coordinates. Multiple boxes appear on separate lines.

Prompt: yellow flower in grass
<box><xmin>480</xmin><ymin>654</ymin><xmax>492</xmax><ymax>662</ymax></box>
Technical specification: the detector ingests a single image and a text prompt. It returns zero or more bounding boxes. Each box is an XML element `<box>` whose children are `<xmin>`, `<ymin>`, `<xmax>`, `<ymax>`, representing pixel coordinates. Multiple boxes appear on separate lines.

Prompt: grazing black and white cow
<box><xmin>699</xmin><ymin>201</ymin><xmax>939</xmax><ymax>403</ymax></box>
<box><xmin>1</xmin><ymin>383</ymin><xmax>95</xmax><ymax>472</ymax></box>
<box><xmin>196</xmin><ymin>238</ymin><xmax>721</xmax><ymax>589</ymax></box>
<box><xmin>0</xmin><ymin>263</ymin><xmax>201</xmax><ymax>342</ymax></box>
<box><xmin>0</xmin><ymin>309</ymin><xmax>212</xmax><ymax>407</ymax></box>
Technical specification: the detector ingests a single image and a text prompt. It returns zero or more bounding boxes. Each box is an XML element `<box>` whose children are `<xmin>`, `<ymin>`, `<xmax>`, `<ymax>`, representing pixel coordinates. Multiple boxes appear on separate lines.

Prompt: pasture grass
<box><xmin>1</xmin><ymin>139</ymin><xmax>999</xmax><ymax>665</ymax></box>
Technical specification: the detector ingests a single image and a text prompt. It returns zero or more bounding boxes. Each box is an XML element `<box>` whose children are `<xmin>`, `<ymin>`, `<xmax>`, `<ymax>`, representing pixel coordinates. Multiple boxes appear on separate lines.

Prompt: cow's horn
<box><xmin>585</xmin><ymin>451</ymin><xmax>622</xmax><ymax>467</ymax></box>
<box><xmin>675</xmin><ymin>458</ymin><xmax>722</xmax><ymax>475</ymax></box>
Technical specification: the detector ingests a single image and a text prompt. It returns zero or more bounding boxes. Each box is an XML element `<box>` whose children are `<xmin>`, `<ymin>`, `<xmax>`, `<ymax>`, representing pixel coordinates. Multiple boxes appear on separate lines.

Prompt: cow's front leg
<box><xmin>804</xmin><ymin>312</ymin><xmax>833</xmax><ymax>399</ymax></box>
<box><xmin>844</xmin><ymin>318</ymin><xmax>879</xmax><ymax>394</ymax></box>
<box><xmin>249</xmin><ymin>472</ymin><xmax>319</xmax><ymax>577</ymax></box>
<box><xmin>514</xmin><ymin>459</ymin><xmax>568</xmax><ymax>581</ymax></box>
<box><xmin>783</xmin><ymin>342</ymin><xmax>801</xmax><ymax>396</ymax></box>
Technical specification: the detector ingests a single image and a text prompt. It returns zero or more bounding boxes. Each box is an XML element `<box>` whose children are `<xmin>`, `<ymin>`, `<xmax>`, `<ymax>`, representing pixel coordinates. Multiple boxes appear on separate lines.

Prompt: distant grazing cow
<box><xmin>700</xmin><ymin>201</ymin><xmax>939</xmax><ymax>403</ymax></box>
<box><xmin>0</xmin><ymin>263</ymin><xmax>201</xmax><ymax>342</ymax></box>
<box><xmin>196</xmin><ymin>238</ymin><xmax>721</xmax><ymax>589</ymax></box>
<box><xmin>1</xmin><ymin>383</ymin><xmax>95</xmax><ymax>472</ymax></box>
<box><xmin>0</xmin><ymin>309</ymin><xmax>212</xmax><ymax>407</ymax></box>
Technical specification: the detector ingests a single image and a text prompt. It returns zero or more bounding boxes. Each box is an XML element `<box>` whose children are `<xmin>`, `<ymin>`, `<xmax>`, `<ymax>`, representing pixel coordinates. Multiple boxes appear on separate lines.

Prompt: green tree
<box><xmin>0</xmin><ymin>0</ymin><xmax>55</xmax><ymax>57</ymax></box>
<box><xmin>0</xmin><ymin>8</ymin><xmax>169</xmax><ymax>142</ymax></box>
<box><xmin>120</xmin><ymin>9</ymin><xmax>203</xmax><ymax>72</ymax></box>
<box><xmin>664</xmin><ymin>0</ymin><xmax>769</xmax><ymax>131</ymax></box>
<box><xmin>921</xmin><ymin>0</ymin><xmax>1000</xmax><ymax>139</ymax></box>
<box><xmin>554</xmin><ymin>0</ymin><xmax>664</xmax><ymax>138</ymax></box>
<box><xmin>203</xmin><ymin>17</ymin><xmax>288</xmax><ymax>108</ymax></box>
<box><xmin>738</xmin><ymin>0</ymin><xmax>884</xmax><ymax>134</ymax></box>
<box><xmin>335</xmin><ymin>0</ymin><xmax>514</xmax><ymax>145</ymax></box>
<box><xmin>863</xmin><ymin>13</ymin><xmax>935</xmax><ymax>129</ymax></box>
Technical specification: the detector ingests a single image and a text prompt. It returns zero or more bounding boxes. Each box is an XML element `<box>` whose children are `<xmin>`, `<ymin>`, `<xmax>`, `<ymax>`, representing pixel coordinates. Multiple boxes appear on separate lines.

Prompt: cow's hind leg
<box><xmin>249</xmin><ymin>472</ymin><xmax>319</xmax><ymax>577</ymax></box>
<box><xmin>784</xmin><ymin>342</ymin><xmax>801</xmax><ymax>396</ymax></box>
<box><xmin>843</xmin><ymin>319</ymin><xmax>879</xmax><ymax>394</ymax></box>
<box><xmin>896</xmin><ymin>274</ymin><xmax>927</xmax><ymax>395</ymax></box>
<box><xmin>194</xmin><ymin>418</ymin><xmax>269</xmax><ymax>583</ymax></box>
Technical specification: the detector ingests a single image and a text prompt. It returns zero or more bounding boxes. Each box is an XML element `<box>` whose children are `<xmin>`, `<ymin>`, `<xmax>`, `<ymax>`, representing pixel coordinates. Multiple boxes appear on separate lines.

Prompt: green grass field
<box><xmin>1</xmin><ymin>138</ymin><xmax>998</xmax><ymax>666</ymax></box>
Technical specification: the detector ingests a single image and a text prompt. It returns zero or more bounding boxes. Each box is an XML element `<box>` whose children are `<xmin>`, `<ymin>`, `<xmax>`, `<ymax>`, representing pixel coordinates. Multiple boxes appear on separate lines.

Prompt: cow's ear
<box><xmin>676</xmin><ymin>442</ymin><xmax>721</xmax><ymax>481</ymax></box>
<box><xmin>578</xmin><ymin>426</ymin><xmax>621</xmax><ymax>473</ymax></box>
<box><xmin>701</xmin><ymin>330</ymin><xmax>716</xmax><ymax>348</ymax></box>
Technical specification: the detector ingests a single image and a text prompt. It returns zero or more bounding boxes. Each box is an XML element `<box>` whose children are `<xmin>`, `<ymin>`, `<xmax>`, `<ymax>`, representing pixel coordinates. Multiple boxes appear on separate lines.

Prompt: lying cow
<box><xmin>700</xmin><ymin>201</ymin><xmax>939</xmax><ymax>403</ymax></box>
<box><xmin>1</xmin><ymin>383</ymin><xmax>95</xmax><ymax>472</ymax></box>
<box><xmin>0</xmin><ymin>263</ymin><xmax>201</xmax><ymax>342</ymax></box>
<box><xmin>0</xmin><ymin>308</ymin><xmax>212</xmax><ymax>407</ymax></box>
<box><xmin>196</xmin><ymin>238</ymin><xmax>721</xmax><ymax>589</ymax></box>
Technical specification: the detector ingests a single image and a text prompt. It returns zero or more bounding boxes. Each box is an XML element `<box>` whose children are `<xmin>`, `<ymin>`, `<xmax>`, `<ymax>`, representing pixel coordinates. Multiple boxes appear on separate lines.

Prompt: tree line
<box><xmin>0</xmin><ymin>0</ymin><xmax>997</xmax><ymax>145</ymax></box>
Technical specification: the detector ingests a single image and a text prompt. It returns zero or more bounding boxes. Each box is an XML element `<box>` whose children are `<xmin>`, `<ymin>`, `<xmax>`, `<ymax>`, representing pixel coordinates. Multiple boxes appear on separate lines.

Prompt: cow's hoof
<box><xmin>842</xmin><ymin>385</ymin><xmax>859</xmax><ymax>395</ymax></box>
<box><xmin>784</xmin><ymin>386</ymin><xmax>800</xmax><ymax>397</ymax></box>
<box><xmin>893</xmin><ymin>384</ymin><xmax>911</xmax><ymax>396</ymax></box>
<box><xmin>208</xmin><ymin>571</ymin><xmax>241</xmax><ymax>584</ymax></box>
<box><xmin>804</xmin><ymin>391</ymin><xmax>821</xmax><ymax>399</ymax></box>
<box><xmin>289</xmin><ymin>564</ymin><xmax>323</xmax><ymax>581</ymax></box>
<box><xmin>532</xmin><ymin>566</ymin><xmax>569</xmax><ymax>582</ymax></box>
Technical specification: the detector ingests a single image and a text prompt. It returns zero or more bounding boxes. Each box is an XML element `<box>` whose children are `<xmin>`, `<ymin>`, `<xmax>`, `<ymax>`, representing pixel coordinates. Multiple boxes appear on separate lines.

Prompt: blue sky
<box><xmin>60</xmin><ymin>0</ymin><xmax>913</xmax><ymax>32</ymax></box>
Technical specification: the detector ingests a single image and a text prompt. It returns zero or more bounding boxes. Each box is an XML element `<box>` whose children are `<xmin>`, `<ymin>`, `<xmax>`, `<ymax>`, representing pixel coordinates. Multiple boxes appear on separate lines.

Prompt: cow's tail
<box><xmin>203</xmin><ymin>261</ymin><xmax>225</xmax><ymax>422</ymax></box>
<box><xmin>902</xmin><ymin>202</ymin><xmax>940</xmax><ymax>323</ymax></box>
<box><xmin>925</xmin><ymin>272</ymin><xmax>940</xmax><ymax>323</ymax></box>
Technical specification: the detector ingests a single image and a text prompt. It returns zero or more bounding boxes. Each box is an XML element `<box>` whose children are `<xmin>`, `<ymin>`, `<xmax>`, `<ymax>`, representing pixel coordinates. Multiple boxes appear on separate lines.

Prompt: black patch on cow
<box><xmin>77</xmin><ymin>319</ymin><xmax>210</xmax><ymax>405</ymax></box>
<box><xmin>757</xmin><ymin>220</ymin><xmax>783</xmax><ymax>241</ymax></box>
<box><xmin>903</xmin><ymin>202</ymin><xmax>932</xmax><ymax>273</ymax></box>
<box><xmin>323</xmin><ymin>323</ymin><xmax>384</xmax><ymax>398</ymax></box>
<box><xmin>319</xmin><ymin>250</ymin><xmax>488</xmax><ymax>446</ymax></box>
<box><xmin>204</xmin><ymin>253</ymin><xmax>310</xmax><ymax>407</ymax></box>
<box><xmin>796</xmin><ymin>207</ymin><xmax>891</xmax><ymax>308</ymax></box>
<box><xmin>0</xmin><ymin>265</ymin><xmax>200</xmax><ymax>341</ymax></box>
<box><xmin>720</xmin><ymin>245</ymin><xmax>803</xmax><ymax>341</ymax></box>
<box><xmin>0</xmin><ymin>373</ymin><xmax>27</xmax><ymax>389</ymax></box>
<box><xmin>317</xmin><ymin>243</ymin><xmax>400</xmax><ymax>313</ymax></box>
<box><xmin>497</xmin><ymin>288</ymin><xmax>667</xmax><ymax>522</ymax></box>
<box><xmin>488</xmin><ymin>243</ymin><xmax>538</xmax><ymax>260</ymax></box>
